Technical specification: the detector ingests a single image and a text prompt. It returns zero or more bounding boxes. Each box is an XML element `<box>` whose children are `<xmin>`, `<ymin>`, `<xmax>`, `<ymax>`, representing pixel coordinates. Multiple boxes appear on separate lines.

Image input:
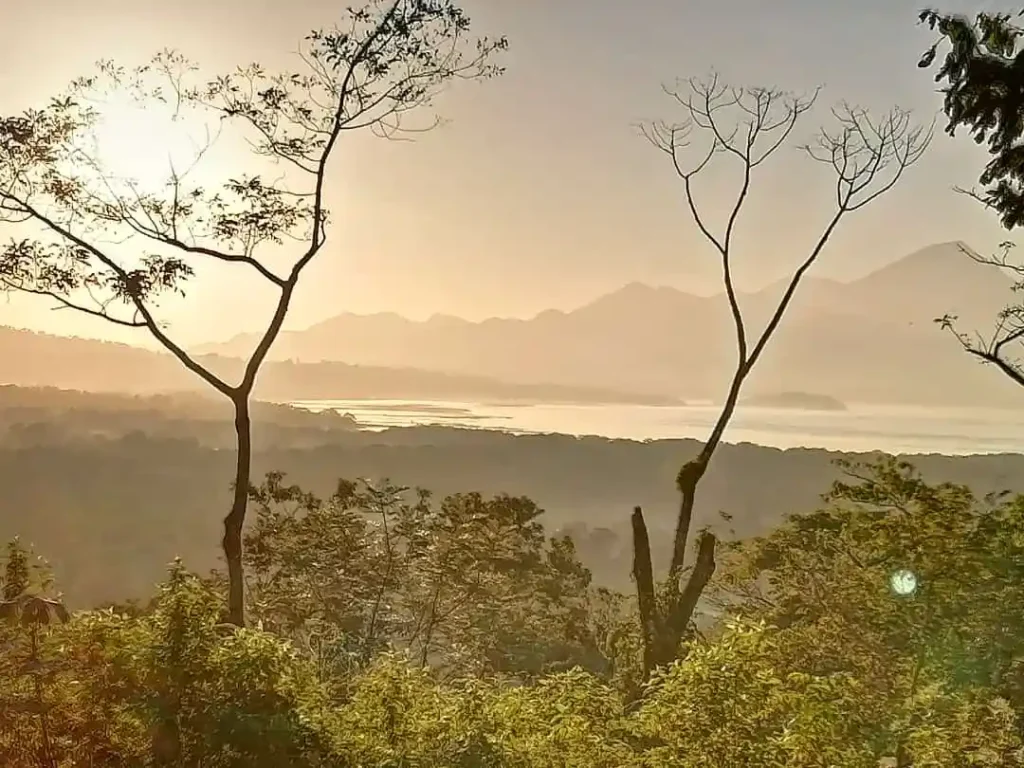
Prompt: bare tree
<box><xmin>632</xmin><ymin>74</ymin><xmax>932</xmax><ymax>675</ymax></box>
<box><xmin>937</xmin><ymin>239</ymin><xmax>1024</xmax><ymax>386</ymax></box>
<box><xmin>0</xmin><ymin>0</ymin><xmax>506</xmax><ymax>627</ymax></box>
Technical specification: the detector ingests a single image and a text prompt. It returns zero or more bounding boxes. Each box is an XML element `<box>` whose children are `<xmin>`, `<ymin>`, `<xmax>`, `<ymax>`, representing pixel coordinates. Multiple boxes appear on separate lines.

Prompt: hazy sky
<box><xmin>0</xmin><ymin>0</ymin><xmax>1015</xmax><ymax>347</ymax></box>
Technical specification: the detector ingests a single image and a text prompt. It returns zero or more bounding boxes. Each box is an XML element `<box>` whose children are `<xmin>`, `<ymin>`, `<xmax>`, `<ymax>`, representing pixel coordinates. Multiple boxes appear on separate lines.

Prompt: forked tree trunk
<box><xmin>224</xmin><ymin>393</ymin><xmax>252</xmax><ymax>627</ymax></box>
<box><xmin>632</xmin><ymin>489</ymin><xmax>717</xmax><ymax>675</ymax></box>
<box><xmin>631</xmin><ymin>376</ymin><xmax>744</xmax><ymax>676</ymax></box>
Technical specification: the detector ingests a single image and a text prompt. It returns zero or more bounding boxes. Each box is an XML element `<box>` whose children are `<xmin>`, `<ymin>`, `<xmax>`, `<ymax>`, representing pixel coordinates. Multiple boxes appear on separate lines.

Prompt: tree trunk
<box><xmin>631</xmin><ymin>507</ymin><xmax>659</xmax><ymax>675</ymax></box>
<box><xmin>630</xmin><ymin>371</ymin><xmax>746</xmax><ymax>676</ymax></box>
<box><xmin>223</xmin><ymin>394</ymin><xmax>251</xmax><ymax>627</ymax></box>
<box><xmin>633</xmin><ymin>457</ymin><xmax>719</xmax><ymax>677</ymax></box>
<box><xmin>633</xmin><ymin>507</ymin><xmax>717</xmax><ymax>675</ymax></box>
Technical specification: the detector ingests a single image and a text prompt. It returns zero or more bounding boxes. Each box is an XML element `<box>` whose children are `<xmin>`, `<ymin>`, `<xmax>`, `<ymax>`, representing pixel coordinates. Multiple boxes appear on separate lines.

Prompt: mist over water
<box><xmin>290</xmin><ymin>399</ymin><xmax>1024</xmax><ymax>455</ymax></box>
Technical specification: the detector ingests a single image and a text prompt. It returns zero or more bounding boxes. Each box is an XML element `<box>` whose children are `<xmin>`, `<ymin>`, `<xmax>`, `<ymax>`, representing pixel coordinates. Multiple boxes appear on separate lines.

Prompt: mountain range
<box><xmin>196</xmin><ymin>242</ymin><xmax>1024</xmax><ymax>408</ymax></box>
<box><xmin>0</xmin><ymin>326</ymin><xmax>675</xmax><ymax>406</ymax></box>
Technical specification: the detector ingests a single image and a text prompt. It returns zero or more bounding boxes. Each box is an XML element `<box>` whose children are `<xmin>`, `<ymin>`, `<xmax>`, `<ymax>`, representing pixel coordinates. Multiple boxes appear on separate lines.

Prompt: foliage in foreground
<box><xmin>2</xmin><ymin>459</ymin><xmax>1024</xmax><ymax>766</ymax></box>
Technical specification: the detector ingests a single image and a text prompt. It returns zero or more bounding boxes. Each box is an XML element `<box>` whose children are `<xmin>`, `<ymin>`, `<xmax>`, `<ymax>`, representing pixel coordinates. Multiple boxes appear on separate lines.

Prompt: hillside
<box><xmin>2</xmin><ymin>386</ymin><xmax>1024</xmax><ymax>605</ymax></box>
<box><xmin>0</xmin><ymin>385</ymin><xmax>359</xmax><ymax>449</ymax></box>
<box><xmin>198</xmin><ymin>242</ymin><xmax>1023</xmax><ymax>408</ymax></box>
<box><xmin>0</xmin><ymin>326</ymin><xmax>676</xmax><ymax>406</ymax></box>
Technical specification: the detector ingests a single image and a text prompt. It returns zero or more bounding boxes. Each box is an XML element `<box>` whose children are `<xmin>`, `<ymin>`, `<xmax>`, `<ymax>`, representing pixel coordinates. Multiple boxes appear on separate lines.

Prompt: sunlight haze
<box><xmin>5</xmin><ymin>4</ymin><xmax>1024</xmax><ymax>759</ymax></box>
<box><xmin>0</xmin><ymin>0</ymin><xmax>1010</xmax><ymax>346</ymax></box>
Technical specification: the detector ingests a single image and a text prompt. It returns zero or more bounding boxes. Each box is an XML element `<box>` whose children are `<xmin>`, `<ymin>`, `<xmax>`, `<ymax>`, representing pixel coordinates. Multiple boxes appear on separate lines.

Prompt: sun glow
<box><xmin>88</xmin><ymin>97</ymin><xmax>219</xmax><ymax>194</ymax></box>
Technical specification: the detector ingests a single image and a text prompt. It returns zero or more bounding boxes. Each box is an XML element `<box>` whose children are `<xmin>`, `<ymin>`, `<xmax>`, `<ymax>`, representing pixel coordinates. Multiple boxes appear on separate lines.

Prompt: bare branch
<box><xmin>935</xmin><ymin>241</ymin><xmax>1024</xmax><ymax>388</ymax></box>
<box><xmin>641</xmin><ymin>78</ymin><xmax>822</xmax><ymax>376</ymax></box>
<box><xmin>804</xmin><ymin>104</ymin><xmax>934</xmax><ymax>213</ymax></box>
<box><xmin>632</xmin><ymin>74</ymin><xmax>930</xmax><ymax>675</ymax></box>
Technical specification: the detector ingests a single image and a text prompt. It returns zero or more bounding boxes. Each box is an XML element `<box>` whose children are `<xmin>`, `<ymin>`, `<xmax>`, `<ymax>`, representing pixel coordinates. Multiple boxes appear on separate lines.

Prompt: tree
<box><xmin>632</xmin><ymin>620</ymin><xmax>887</xmax><ymax>767</ymax></box>
<box><xmin>242</xmin><ymin>472</ymin><xmax>608</xmax><ymax>680</ymax></box>
<box><xmin>0</xmin><ymin>541</ymin><xmax>70</xmax><ymax>768</ymax></box>
<box><xmin>5</xmin><ymin>482</ymin><xmax>1024</xmax><ymax>766</ymax></box>
<box><xmin>3</xmin><ymin>562</ymin><xmax>341</xmax><ymax>767</ymax></box>
<box><xmin>0</xmin><ymin>0</ymin><xmax>507</xmax><ymax>627</ymax></box>
<box><xmin>631</xmin><ymin>75</ymin><xmax>931</xmax><ymax>675</ymax></box>
<box><xmin>919</xmin><ymin>9</ymin><xmax>1024</xmax><ymax>230</ymax></box>
<box><xmin>918</xmin><ymin>9</ymin><xmax>1024</xmax><ymax>391</ymax></box>
<box><xmin>714</xmin><ymin>457</ymin><xmax>1024</xmax><ymax>764</ymax></box>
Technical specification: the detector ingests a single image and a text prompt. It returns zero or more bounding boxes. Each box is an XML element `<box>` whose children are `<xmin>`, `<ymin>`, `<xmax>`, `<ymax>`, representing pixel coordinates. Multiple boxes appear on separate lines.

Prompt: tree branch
<box><xmin>631</xmin><ymin>74</ymin><xmax>930</xmax><ymax>675</ymax></box>
<box><xmin>3</xmin><ymin>196</ymin><xmax>235</xmax><ymax>397</ymax></box>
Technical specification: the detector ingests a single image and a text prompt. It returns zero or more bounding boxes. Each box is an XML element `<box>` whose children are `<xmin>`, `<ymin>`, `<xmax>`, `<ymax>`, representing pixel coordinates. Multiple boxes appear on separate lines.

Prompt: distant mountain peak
<box><xmin>853</xmin><ymin>241</ymin><xmax>1003</xmax><ymax>285</ymax></box>
<box><xmin>426</xmin><ymin>313</ymin><xmax>470</xmax><ymax>326</ymax></box>
<box><xmin>577</xmin><ymin>281</ymin><xmax>696</xmax><ymax>313</ymax></box>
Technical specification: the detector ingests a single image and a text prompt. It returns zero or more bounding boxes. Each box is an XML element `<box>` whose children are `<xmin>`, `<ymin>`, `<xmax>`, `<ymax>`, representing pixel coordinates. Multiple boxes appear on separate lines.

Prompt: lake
<box><xmin>289</xmin><ymin>398</ymin><xmax>1024</xmax><ymax>456</ymax></box>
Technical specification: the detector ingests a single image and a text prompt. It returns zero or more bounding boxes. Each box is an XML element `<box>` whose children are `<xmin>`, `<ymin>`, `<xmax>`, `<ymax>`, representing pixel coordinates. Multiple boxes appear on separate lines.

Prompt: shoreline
<box><xmin>285</xmin><ymin>398</ymin><xmax>1024</xmax><ymax>457</ymax></box>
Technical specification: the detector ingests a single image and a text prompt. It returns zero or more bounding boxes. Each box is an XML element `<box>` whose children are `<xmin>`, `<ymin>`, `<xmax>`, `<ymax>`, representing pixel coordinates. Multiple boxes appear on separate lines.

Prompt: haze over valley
<box><xmin>8</xmin><ymin>240</ymin><xmax>1016</xmax><ymax>413</ymax></box>
<box><xmin>4</xmin><ymin>3</ymin><xmax>1024</xmax><ymax>763</ymax></box>
<box><xmin>2</xmin><ymin>238</ymin><xmax>1023</xmax><ymax>601</ymax></box>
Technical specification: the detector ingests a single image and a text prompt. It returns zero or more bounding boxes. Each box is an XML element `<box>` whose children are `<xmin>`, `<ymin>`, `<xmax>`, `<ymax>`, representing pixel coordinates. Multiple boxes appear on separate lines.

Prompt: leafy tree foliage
<box><xmin>3</xmin><ymin>462</ymin><xmax>1024</xmax><ymax>765</ymax></box>
<box><xmin>716</xmin><ymin>457</ymin><xmax>1024</xmax><ymax>764</ymax></box>
<box><xmin>243</xmin><ymin>472</ymin><xmax>609</xmax><ymax>680</ymax></box>
<box><xmin>920</xmin><ymin>9</ymin><xmax>1024</xmax><ymax>229</ymax></box>
<box><xmin>2</xmin><ymin>562</ymin><xmax>336</xmax><ymax>767</ymax></box>
<box><xmin>919</xmin><ymin>9</ymin><xmax>1024</xmax><ymax>393</ymax></box>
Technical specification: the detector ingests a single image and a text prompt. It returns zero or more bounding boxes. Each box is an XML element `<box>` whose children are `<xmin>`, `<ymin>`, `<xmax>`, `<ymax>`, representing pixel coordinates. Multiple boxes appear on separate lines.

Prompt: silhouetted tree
<box><xmin>920</xmin><ymin>9</ymin><xmax>1024</xmax><ymax>229</ymax></box>
<box><xmin>919</xmin><ymin>10</ymin><xmax>1024</xmax><ymax>391</ymax></box>
<box><xmin>0</xmin><ymin>0</ymin><xmax>506</xmax><ymax>627</ymax></box>
<box><xmin>632</xmin><ymin>75</ymin><xmax>931</xmax><ymax>674</ymax></box>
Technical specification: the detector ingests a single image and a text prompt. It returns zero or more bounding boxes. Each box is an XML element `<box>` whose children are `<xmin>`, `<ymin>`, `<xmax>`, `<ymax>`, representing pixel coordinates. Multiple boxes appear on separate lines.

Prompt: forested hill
<box><xmin>0</xmin><ymin>326</ymin><xmax>677</xmax><ymax>405</ymax></box>
<box><xmin>0</xmin><ymin>387</ymin><xmax>1021</xmax><ymax>606</ymax></box>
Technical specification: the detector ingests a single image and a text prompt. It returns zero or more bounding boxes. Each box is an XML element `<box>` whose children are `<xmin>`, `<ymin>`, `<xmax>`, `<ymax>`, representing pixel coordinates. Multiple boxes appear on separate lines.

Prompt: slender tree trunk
<box><xmin>632</xmin><ymin>372</ymin><xmax>744</xmax><ymax>676</ymax></box>
<box><xmin>419</xmin><ymin>584</ymin><xmax>443</xmax><ymax>668</ymax></box>
<box><xmin>365</xmin><ymin>494</ymin><xmax>395</xmax><ymax>655</ymax></box>
<box><xmin>224</xmin><ymin>393</ymin><xmax>252</xmax><ymax>627</ymax></box>
<box><xmin>631</xmin><ymin>507</ymin><xmax>659</xmax><ymax>674</ymax></box>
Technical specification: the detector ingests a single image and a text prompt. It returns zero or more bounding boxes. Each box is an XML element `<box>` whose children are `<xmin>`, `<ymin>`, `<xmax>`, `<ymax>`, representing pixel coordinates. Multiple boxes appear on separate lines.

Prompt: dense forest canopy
<box><xmin>3</xmin><ymin>455</ymin><xmax>1023</xmax><ymax>765</ymax></box>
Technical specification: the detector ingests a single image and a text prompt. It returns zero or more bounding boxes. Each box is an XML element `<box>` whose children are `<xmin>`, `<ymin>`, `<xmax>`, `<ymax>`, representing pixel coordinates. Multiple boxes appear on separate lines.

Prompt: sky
<box><xmin>0</xmin><ymin>0</ymin><xmax>1016</xmax><ymax>348</ymax></box>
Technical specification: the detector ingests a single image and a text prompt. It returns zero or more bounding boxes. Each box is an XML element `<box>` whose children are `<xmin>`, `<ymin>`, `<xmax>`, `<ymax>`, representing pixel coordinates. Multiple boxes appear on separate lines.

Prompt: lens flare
<box><xmin>890</xmin><ymin>569</ymin><xmax>918</xmax><ymax>596</ymax></box>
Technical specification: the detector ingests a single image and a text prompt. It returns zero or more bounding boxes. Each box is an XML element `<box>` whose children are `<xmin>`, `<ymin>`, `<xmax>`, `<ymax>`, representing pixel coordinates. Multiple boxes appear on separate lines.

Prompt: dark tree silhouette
<box><xmin>632</xmin><ymin>75</ymin><xmax>931</xmax><ymax>675</ymax></box>
<box><xmin>0</xmin><ymin>0</ymin><xmax>506</xmax><ymax>627</ymax></box>
<box><xmin>919</xmin><ymin>10</ymin><xmax>1024</xmax><ymax>390</ymax></box>
<box><xmin>920</xmin><ymin>9</ymin><xmax>1024</xmax><ymax>230</ymax></box>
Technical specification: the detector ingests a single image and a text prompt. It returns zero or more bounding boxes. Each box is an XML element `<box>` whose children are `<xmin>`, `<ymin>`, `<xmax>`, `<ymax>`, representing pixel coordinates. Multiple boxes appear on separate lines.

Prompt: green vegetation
<box><xmin>6</xmin><ymin>385</ymin><xmax>1024</xmax><ymax>609</ymax></box>
<box><xmin>3</xmin><ymin>458</ymin><xmax>1023</xmax><ymax>765</ymax></box>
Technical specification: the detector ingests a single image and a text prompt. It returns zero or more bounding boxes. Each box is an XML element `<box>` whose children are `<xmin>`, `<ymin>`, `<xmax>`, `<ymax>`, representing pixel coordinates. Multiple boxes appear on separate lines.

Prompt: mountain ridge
<box><xmin>0</xmin><ymin>325</ymin><xmax>678</xmax><ymax>406</ymax></box>
<box><xmin>193</xmin><ymin>242</ymin><xmax>1022</xmax><ymax>408</ymax></box>
<box><xmin>203</xmin><ymin>240</ymin><xmax>993</xmax><ymax>349</ymax></box>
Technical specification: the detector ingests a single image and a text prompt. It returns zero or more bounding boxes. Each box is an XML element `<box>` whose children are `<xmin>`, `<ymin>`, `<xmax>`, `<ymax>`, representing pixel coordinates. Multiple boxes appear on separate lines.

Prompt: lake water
<box><xmin>289</xmin><ymin>398</ymin><xmax>1024</xmax><ymax>456</ymax></box>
